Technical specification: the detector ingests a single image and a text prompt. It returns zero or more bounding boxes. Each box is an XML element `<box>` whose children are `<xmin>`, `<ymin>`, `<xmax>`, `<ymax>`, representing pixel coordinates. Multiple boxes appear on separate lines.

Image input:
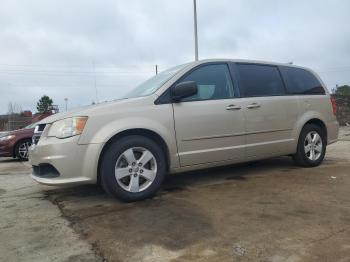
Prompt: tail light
<box><xmin>330</xmin><ymin>97</ymin><xmax>337</xmax><ymax>115</ymax></box>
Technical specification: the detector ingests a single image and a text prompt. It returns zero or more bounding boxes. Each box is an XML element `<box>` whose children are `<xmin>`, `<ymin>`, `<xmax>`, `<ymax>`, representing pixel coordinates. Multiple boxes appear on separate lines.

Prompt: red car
<box><xmin>0</xmin><ymin>123</ymin><xmax>37</xmax><ymax>160</ymax></box>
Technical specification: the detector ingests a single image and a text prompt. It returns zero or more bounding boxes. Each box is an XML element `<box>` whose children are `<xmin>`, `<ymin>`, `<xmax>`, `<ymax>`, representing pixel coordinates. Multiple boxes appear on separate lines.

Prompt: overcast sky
<box><xmin>0</xmin><ymin>0</ymin><xmax>349</xmax><ymax>114</ymax></box>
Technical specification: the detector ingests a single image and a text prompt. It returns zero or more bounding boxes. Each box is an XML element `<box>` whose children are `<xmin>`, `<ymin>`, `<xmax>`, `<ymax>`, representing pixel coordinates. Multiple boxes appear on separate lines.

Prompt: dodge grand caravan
<box><xmin>29</xmin><ymin>59</ymin><xmax>339</xmax><ymax>201</ymax></box>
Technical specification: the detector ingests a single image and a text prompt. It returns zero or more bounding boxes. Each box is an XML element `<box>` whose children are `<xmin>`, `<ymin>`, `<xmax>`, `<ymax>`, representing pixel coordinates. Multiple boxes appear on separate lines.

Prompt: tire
<box><xmin>15</xmin><ymin>139</ymin><xmax>32</xmax><ymax>161</ymax></box>
<box><xmin>292</xmin><ymin>124</ymin><xmax>326</xmax><ymax>167</ymax></box>
<box><xmin>100</xmin><ymin>135</ymin><xmax>167</xmax><ymax>202</ymax></box>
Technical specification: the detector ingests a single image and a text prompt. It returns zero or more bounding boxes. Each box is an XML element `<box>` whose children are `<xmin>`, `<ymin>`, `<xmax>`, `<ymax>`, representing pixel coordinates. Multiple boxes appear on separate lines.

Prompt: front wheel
<box><xmin>100</xmin><ymin>135</ymin><xmax>167</xmax><ymax>202</ymax></box>
<box><xmin>292</xmin><ymin>124</ymin><xmax>326</xmax><ymax>167</ymax></box>
<box><xmin>15</xmin><ymin>139</ymin><xmax>32</xmax><ymax>161</ymax></box>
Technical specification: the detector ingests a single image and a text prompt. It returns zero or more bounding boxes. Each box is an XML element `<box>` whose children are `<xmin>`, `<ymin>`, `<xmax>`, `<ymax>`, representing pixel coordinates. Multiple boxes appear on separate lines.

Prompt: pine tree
<box><xmin>36</xmin><ymin>95</ymin><xmax>53</xmax><ymax>113</ymax></box>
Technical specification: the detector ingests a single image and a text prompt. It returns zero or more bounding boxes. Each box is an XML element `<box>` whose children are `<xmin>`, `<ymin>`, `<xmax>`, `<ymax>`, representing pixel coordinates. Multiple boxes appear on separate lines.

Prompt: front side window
<box><xmin>236</xmin><ymin>64</ymin><xmax>286</xmax><ymax>97</ymax></box>
<box><xmin>281</xmin><ymin>67</ymin><xmax>325</xmax><ymax>95</ymax></box>
<box><xmin>180</xmin><ymin>64</ymin><xmax>234</xmax><ymax>102</ymax></box>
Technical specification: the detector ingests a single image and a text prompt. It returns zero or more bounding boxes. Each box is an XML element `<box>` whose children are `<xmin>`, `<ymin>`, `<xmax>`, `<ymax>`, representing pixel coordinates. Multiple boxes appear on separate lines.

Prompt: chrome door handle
<box><xmin>247</xmin><ymin>103</ymin><xmax>261</xmax><ymax>109</ymax></box>
<box><xmin>226</xmin><ymin>104</ymin><xmax>241</xmax><ymax>110</ymax></box>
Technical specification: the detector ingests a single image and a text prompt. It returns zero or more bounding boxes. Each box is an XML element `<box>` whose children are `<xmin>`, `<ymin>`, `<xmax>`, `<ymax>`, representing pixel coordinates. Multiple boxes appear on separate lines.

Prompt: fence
<box><xmin>0</xmin><ymin>114</ymin><xmax>32</xmax><ymax>131</ymax></box>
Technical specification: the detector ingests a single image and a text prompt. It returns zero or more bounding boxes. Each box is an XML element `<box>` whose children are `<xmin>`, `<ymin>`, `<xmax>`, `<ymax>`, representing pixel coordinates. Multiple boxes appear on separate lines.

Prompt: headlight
<box><xmin>48</xmin><ymin>117</ymin><xmax>88</xmax><ymax>139</ymax></box>
<box><xmin>0</xmin><ymin>135</ymin><xmax>15</xmax><ymax>142</ymax></box>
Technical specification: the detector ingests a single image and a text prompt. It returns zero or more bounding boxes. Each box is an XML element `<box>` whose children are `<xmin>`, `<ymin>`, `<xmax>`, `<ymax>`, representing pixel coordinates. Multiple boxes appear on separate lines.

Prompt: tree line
<box><xmin>6</xmin><ymin>85</ymin><xmax>350</xmax><ymax>116</ymax></box>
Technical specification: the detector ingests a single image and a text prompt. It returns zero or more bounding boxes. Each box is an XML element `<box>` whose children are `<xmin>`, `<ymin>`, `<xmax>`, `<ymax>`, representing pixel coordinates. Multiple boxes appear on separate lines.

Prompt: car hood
<box><xmin>38</xmin><ymin>96</ymin><xmax>155</xmax><ymax>124</ymax></box>
<box><xmin>0</xmin><ymin>131</ymin><xmax>9</xmax><ymax>138</ymax></box>
<box><xmin>7</xmin><ymin>128</ymin><xmax>34</xmax><ymax>136</ymax></box>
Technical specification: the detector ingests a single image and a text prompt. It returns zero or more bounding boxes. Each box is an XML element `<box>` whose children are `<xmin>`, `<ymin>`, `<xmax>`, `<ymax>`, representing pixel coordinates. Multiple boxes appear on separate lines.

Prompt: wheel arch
<box><xmin>97</xmin><ymin>128</ymin><xmax>170</xmax><ymax>184</ymax></box>
<box><xmin>303</xmin><ymin>118</ymin><xmax>327</xmax><ymax>143</ymax></box>
<box><xmin>292</xmin><ymin>117</ymin><xmax>328</xmax><ymax>167</ymax></box>
<box><xmin>13</xmin><ymin>137</ymin><xmax>32</xmax><ymax>158</ymax></box>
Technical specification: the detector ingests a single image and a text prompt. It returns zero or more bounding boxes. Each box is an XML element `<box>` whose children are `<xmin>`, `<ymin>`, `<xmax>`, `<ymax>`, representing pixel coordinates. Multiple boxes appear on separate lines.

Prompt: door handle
<box><xmin>247</xmin><ymin>103</ymin><xmax>261</xmax><ymax>109</ymax></box>
<box><xmin>226</xmin><ymin>104</ymin><xmax>241</xmax><ymax>110</ymax></box>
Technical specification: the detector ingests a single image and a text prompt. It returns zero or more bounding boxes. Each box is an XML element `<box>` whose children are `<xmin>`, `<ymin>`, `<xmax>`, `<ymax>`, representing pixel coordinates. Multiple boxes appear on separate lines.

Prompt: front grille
<box><xmin>32</xmin><ymin>124</ymin><xmax>46</xmax><ymax>145</ymax></box>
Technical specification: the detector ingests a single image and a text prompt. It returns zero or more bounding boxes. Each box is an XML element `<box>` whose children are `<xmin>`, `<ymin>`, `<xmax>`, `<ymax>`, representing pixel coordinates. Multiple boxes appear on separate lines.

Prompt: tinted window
<box><xmin>236</xmin><ymin>64</ymin><xmax>285</xmax><ymax>97</ymax></box>
<box><xmin>180</xmin><ymin>64</ymin><xmax>234</xmax><ymax>101</ymax></box>
<box><xmin>281</xmin><ymin>67</ymin><xmax>325</xmax><ymax>95</ymax></box>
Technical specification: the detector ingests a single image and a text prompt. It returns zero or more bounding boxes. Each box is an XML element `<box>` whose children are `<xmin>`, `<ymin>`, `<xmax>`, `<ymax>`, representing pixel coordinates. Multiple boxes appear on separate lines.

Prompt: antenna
<box><xmin>92</xmin><ymin>61</ymin><xmax>98</xmax><ymax>103</ymax></box>
<box><xmin>193</xmin><ymin>0</ymin><xmax>199</xmax><ymax>61</ymax></box>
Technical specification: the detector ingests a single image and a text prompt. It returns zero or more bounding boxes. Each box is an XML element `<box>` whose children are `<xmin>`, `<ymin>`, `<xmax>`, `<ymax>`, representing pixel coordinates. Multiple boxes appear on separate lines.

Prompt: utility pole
<box><xmin>193</xmin><ymin>0</ymin><xmax>199</xmax><ymax>61</ymax></box>
<box><xmin>64</xmin><ymin>98</ymin><xmax>68</xmax><ymax>111</ymax></box>
<box><xmin>155</xmin><ymin>64</ymin><xmax>158</xmax><ymax>75</ymax></box>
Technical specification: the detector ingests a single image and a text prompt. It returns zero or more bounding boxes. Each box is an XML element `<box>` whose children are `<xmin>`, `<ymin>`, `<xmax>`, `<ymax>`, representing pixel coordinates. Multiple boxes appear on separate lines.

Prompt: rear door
<box><xmin>279</xmin><ymin>66</ymin><xmax>331</xmax><ymax>120</ymax></box>
<box><xmin>234</xmin><ymin>63</ymin><xmax>300</xmax><ymax>159</ymax></box>
<box><xmin>172</xmin><ymin>63</ymin><xmax>246</xmax><ymax>166</ymax></box>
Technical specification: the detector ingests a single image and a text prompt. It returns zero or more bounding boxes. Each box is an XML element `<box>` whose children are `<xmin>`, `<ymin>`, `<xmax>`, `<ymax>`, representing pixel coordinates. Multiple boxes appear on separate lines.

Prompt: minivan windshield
<box><xmin>24</xmin><ymin>123</ymin><xmax>38</xmax><ymax>129</ymax></box>
<box><xmin>123</xmin><ymin>63</ymin><xmax>189</xmax><ymax>99</ymax></box>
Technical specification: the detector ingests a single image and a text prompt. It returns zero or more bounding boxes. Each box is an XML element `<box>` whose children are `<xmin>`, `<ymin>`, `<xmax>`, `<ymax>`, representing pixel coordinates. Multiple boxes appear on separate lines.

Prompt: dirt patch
<box><xmin>45</xmin><ymin>187</ymin><xmax>214</xmax><ymax>261</ymax></box>
<box><xmin>226</xmin><ymin>175</ymin><xmax>247</xmax><ymax>180</ymax></box>
<box><xmin>42</xmin><ymin>148</ymin><xmax>350</xmax><ymax>262</ymax></box>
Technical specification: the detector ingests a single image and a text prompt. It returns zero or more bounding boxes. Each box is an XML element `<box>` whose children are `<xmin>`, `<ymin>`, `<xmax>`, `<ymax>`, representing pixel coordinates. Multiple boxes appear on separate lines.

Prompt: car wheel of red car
<box><xmin>15</xmin><ymin>139</ymin><xmax>32</xmax><ymax>161</ymax></box>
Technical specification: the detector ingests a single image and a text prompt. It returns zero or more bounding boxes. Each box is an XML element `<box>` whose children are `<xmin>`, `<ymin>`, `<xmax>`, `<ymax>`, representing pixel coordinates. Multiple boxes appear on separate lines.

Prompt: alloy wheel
<box><xmin>18</xmin><ymin>141</ymin><xmax>31</xmax><ymax>159</ymax></box>
<box><xmin>304</xmin><ymin>131</ymin><xmax>323</xmax><ymax>161</ymax></box>
<box><xmin>115</xmin><ymin>147</ymin><xmax>157</xmax><ymax>193</ymax></box>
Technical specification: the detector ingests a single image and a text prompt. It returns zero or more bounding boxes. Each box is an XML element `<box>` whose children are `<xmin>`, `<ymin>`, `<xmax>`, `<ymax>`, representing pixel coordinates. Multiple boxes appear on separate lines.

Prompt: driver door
<box><xmin>172</xmin><ymin>63</ymin><xmax>246</xmax><ymax>166</ymax></box>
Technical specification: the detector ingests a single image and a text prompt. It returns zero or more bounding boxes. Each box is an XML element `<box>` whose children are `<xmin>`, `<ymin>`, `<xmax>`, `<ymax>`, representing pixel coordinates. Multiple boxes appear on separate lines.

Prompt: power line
<box><xmin>316</xmin><ymin>69</ymin><xmax>350</xmax><ymax>73</ymax></box>
<box><xmin>0</xmin><ymin>68</ymin><xmax>154</xmax><ymax>73</ymax></box>
<box><xmin>0</xmin><ymin>63</ymin><xmax>168</xmax><ymax>68</ymax></box>
<box><xmin>1</xmin><ymin>62</ymin><xmax>350</xmax><ymax>70</ymax></box>
<box><xmin>0</xmin><ymin>63</ymin><xmax>178</xmax><ymax>71</ymax></box>
<box><xmin>0</xmin><ymin>70</ymin><xmax>154</xmax><ymax>76</ymax></box>
<box><xmin>1</xmin><ymin>63</ymin><xmax>350</xmax><ymax>79</ymax></box>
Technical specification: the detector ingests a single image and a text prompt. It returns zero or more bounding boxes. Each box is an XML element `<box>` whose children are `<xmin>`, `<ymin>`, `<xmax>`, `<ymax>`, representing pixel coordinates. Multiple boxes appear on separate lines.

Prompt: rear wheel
<box><xmin>100</xmin><ymin>135</ymin><xmax>167</xmax><ymax>202</ymax></box>
<box><xmin>15</xmin><ymin>139</ymin><xmax>32</xmax><ymax>161</ymax></box>
<box><xmin>292</xmin><ymin>124</ymin><xmax>326</xmax><ymax>167</ymax></box>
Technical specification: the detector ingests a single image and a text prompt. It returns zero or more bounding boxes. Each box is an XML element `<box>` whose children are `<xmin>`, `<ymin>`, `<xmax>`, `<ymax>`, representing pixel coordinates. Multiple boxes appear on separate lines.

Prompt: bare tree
<box><xmin>7</xmin><ymin>102</ymin><xmax>22</xmax><ymax>115</ymax></box>
<box><xmin>7</xmin><ymin>102</ymin><xmax>23</xmax><ymax>131</ymax></box>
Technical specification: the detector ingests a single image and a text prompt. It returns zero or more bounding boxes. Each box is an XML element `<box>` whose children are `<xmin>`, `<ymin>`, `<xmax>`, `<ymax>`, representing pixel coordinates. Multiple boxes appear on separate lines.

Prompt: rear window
<box><xmin>280</xmin><ymin>66</ymin><xmax>325</xmax><ymax>95</ymax></box>
<box><xmin>236</xmin><ymin>64</ymin><xmax>286</xmax><ymax>97</ymax></box>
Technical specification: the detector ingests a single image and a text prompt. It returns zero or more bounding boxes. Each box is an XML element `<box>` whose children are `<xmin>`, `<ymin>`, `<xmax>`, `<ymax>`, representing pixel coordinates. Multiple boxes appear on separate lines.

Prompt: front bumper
<box><xmin>29</xmin><ymin>135</ymin><xmax>103</xmax><ymax>185</ymax></box>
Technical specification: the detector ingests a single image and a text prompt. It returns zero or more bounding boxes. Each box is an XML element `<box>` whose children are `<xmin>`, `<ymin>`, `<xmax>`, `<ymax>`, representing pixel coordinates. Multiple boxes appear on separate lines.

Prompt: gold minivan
<box><xmin>29</xmin><ymin>59</ymin><xmax>339</xmax><ymax>201</ymax></box>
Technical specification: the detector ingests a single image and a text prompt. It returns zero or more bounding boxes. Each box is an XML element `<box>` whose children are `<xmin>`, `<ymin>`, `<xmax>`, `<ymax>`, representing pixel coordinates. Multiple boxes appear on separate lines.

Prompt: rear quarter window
<box><xmin>280</xmin><ymin>66</ymin><xmax>325</xmax><ymax>95</ymax></box>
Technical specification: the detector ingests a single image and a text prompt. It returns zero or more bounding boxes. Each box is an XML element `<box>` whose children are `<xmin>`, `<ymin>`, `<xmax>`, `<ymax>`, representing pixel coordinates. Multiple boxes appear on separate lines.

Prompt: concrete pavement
<box><xmin>0</xmin><ymin>159</ymin><xmax>101</xmax><ymax>262</ymax></box>
<box><xmin>0</xmin><ymin>128</ymin><xmax>350</xmax><ymax>262</ymax></box>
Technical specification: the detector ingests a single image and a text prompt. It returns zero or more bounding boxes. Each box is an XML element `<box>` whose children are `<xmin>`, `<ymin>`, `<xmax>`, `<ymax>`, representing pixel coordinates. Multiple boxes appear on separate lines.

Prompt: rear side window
<box><xmin>236</xmin><ymin>64</ymin><xmax>286</xmax><ymax>97</ymax></box>
<box><xmin>281</xmin><ymin>67</ymin><xmax>325</xmax><ymax>95</ymax></box>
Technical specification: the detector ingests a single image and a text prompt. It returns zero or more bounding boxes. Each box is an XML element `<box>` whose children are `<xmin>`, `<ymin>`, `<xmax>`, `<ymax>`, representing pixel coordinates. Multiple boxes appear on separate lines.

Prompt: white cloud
<box><xmin>0</xmin><ymin>0</ymin><xmax>349</xmax><ymax>113</ymax></box>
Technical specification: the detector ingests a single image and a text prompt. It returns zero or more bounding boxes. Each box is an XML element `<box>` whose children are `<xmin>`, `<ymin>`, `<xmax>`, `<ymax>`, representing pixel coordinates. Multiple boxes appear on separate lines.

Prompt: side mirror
<box><xmin>172</xmin><ymin>81</ymin><xmax>198</xmax><ymax>102</ymax></box>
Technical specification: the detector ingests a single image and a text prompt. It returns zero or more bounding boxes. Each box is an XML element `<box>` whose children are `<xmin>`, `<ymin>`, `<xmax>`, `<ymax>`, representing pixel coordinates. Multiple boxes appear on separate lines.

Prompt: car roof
<box><xmin>192</xmin><ymin>58</ymin><xmax>310</xmax><ymax>71</ymax></box>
